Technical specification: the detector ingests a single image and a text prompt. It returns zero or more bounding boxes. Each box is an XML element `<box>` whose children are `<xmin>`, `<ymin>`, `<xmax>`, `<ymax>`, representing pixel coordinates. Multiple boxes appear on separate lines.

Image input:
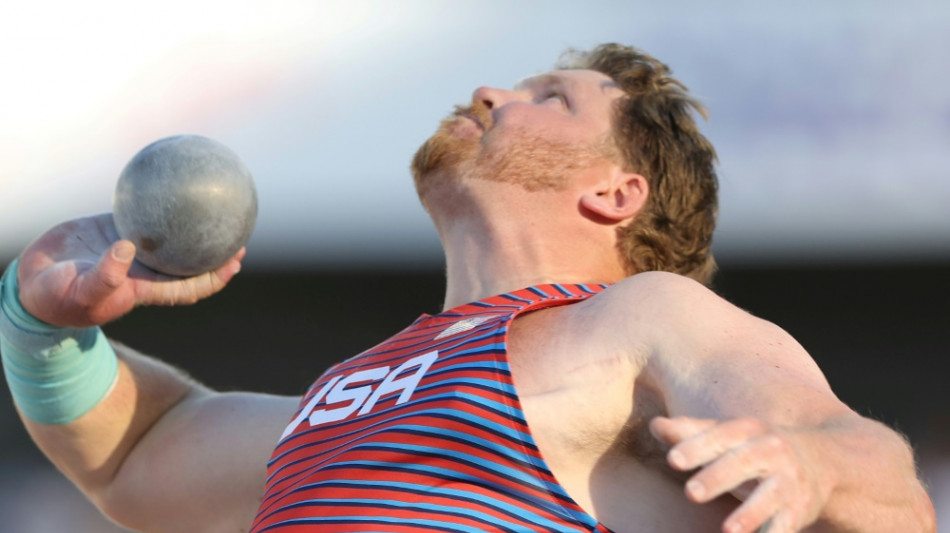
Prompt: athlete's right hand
<box><xmin>13</xmin><ymin>213</ymin><xmax>244</xmax><ymax>328</ymax></box>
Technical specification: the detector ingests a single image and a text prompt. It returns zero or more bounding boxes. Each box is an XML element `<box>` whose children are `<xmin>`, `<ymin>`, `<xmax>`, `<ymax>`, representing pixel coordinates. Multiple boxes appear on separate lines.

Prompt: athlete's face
<box><xmin>411</xmin><ymin>69</ymin><xmax>626</xmax><ymax>201</ymax></box>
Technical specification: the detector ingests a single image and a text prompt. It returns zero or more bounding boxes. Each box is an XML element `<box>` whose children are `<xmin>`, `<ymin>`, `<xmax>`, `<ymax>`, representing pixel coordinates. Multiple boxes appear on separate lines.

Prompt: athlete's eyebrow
<box><xmin>514</xmin><ymin>73</ymin><xmax>569</xmax><ymax>92</ymax></box>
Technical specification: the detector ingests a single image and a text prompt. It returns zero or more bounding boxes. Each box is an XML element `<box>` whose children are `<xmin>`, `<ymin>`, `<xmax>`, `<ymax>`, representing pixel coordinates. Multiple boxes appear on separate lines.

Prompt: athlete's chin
<box><xmin>411</xmin><ymin>133</ymin><xmax>477</xmax><ymax>198</ymax></box>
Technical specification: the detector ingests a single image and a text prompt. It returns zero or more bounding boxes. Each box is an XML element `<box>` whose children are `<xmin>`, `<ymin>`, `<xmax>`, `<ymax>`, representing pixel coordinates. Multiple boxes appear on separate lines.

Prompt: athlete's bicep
<box><xmin>643</xmin><ymin>276</ymin><xmax>845</xmax><ymax>424</ymax></box>
<box><xmin>104</xmin><ymin>390</ymin><xmax>300</xmax><ymax>533</ymax></box>
<box><xmin>612</xmin><ymin>272</ymin><xmax>845</xmax><ymax>424</ymax></box>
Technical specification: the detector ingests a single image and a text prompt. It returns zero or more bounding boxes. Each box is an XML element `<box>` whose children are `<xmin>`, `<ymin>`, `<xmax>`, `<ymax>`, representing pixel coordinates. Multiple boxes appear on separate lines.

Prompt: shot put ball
<box><xmin>113</xmin><ymin>134</ymin><xmax>258</xmax><ymax>277</ymax></box>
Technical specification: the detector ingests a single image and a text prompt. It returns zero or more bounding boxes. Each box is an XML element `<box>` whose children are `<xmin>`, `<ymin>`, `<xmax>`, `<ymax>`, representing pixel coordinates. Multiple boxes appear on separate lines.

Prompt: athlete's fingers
<box><xmin>100</xmin><ymin>240</ymin><xmax>137</xmax><ymax>288</ymax></box>
<box><xmin>649</xmin><ymin>416</ymin><xmax>718</xmax><ymax>450</ymax></box>
<box><xmin>721</xmin><ymin>476</ymin><xmax>783</xmax><ymax>533</ymax></box>
<box><xmin>684</xmin><ymin>437</ymin><xmax>780</xmax><ymax>504</ymax></box>
<box><xmin>207</xmin><ymin>255</ymin><xmax>241</xmax><ymax>293</ymax></box>
<box><xmin>652</xmin><ymin>416</ymin><xmax>823</xmax><ymax>533</ymax></box>
<box><xmin>182</xmin><ymin>247</ymin><xmax>243</xmax><ymax>301</ymax></box>
<box><xmin>142</xmin><ymin>248</ymin><xmax>243</xmax><ymax>306</ymax></box>
<box><xmin>210</xmin><ymin>247</ymin><xmax>245</xmax><ymax>289</ymax></box>
<box><xmin>668</xmin><ymin>418</ymin><xmax>772</xmax><ymax>472</ymax></box>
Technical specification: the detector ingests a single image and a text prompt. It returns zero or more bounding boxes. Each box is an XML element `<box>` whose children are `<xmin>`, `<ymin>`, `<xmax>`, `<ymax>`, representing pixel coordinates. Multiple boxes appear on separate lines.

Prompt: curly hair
<box><xmin>559</xmin><ymin>44</ymin><xmax>719</xmax><ymax>286</ymax></box>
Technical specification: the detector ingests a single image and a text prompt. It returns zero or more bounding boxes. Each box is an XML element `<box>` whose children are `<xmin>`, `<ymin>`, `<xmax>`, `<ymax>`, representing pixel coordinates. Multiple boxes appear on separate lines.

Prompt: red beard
<box><xmin>411</xmin><ymin>100</ymin><xmax>616</xmax><ymax>202</ymax></box>
<box><xmin>411</xmin><ymin>101</ymin><xmax>492</xmax><ymax>199</ymax></box>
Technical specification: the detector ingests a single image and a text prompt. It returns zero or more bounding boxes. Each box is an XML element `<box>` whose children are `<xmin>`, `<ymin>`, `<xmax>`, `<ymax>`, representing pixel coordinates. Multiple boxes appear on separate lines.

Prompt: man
<box><xmin>0</xmin><ymin>43</ymin><xmax>935</xmax><ymax>532</ymax></box>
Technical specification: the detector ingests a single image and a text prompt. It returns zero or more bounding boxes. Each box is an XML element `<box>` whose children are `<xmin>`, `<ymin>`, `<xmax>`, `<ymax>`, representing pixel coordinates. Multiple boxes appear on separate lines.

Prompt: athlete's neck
<box><xmin>435</xmin><ymin>201</ymin><xmax>626</xmax><ymax>310</ymax></box>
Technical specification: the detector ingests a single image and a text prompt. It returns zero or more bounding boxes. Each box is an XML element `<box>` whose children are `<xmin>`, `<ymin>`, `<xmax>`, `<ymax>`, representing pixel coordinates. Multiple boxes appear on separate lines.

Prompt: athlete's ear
<box><xmin>579</xmin><ymin>168</ymin><xmax>648</xmax><ymax>224</ymax></box>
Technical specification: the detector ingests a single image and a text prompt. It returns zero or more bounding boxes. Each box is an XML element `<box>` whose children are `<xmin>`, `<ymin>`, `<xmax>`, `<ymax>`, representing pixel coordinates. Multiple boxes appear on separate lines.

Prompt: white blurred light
<box><xmin>1</xmin><ymin>1</ymin><xmax>949</xmax><ymax>267</ymax></box>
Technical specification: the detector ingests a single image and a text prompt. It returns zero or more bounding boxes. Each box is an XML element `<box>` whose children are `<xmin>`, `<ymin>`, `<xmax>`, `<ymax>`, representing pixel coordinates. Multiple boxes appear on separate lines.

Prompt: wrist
<box><xmin>1</xmin><ymin>259</ymin><xmax>119</xmax><ymax>424</ymax></box>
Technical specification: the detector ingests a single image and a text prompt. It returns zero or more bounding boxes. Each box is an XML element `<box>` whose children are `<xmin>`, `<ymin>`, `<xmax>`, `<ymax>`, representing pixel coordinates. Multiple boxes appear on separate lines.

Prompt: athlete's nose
<box><xmin>472</xmin><ymin>86</ymin><xmax>525</xmax><ymax>110</ymax></box>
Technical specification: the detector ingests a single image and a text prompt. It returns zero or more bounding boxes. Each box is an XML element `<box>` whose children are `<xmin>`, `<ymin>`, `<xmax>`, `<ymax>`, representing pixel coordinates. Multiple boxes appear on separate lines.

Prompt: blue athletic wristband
<box><xmin>0</xmin><ymin>259</ymin><xmax>119</xmax><ymax>424</ymax></box>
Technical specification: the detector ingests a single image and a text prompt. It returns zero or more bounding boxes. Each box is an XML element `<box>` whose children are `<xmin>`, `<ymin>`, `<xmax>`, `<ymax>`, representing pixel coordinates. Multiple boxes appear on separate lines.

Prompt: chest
<box><xmin>506</xmin><ymin>306</ymin><xmax>649</xmax><ymax>458</ymax></box>
<box><xmin>506</xmin><ymin>308</ymin><xmax>738</xmax><ymax>531</ymax></box>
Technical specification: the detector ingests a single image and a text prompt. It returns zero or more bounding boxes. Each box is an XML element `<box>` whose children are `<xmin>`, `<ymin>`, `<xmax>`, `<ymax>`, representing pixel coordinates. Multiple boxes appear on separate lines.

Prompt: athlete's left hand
<box><xmin>650</xmin><ymin>416</ymin><xmax>832</xmax><ymax>533</ymax></box>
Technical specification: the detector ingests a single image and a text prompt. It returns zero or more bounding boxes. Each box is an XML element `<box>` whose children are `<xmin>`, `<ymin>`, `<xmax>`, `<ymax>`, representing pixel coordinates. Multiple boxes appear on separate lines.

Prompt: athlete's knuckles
<box><xmin>731</xmin><ymin>508</ymin><xmax>769</xmax><ymax>533</ymax></box>
<box><xmin>182</xmin><ymin>282</ymin><xmax>200</xmax><ymax>305</ymax></box>
<box><xmin>719</xmin><ymin>442</ymin><xmax>756</xmax><ymax>469</ymax></box>
<box><xmin>647</xmin><ymin>418</ymin><xmax>673</xmax><ymax>441</ymax></box>
<box><xmin>785</xmin><ymin>504</ymin><xmax>807</xmax><ymax>531</ymax></box>
<box><xmin>148</xmin><ymin>284</ymin><xmax>162</xmax><ymax>305</ymax></box>
<box><xmin>706</xmin><ymin>440</ymin><xmax>738</xmax><ymax>464</ymax></box>
<box><xmin>694</xmin><ymin>461</ymin><xmax>743</xmax><ymax>494</ymax></box>
<box><xmin>674</xmin><ymin>436</ymin><xmax>711</xmax><ymax>460</ymax></box>
<box><xmin>671</xmin><ymin>416</ymin><xmax>712</xmax><ymax>433</ymax></box>
<box><xmin>206</xmin><ymin>273</ymin><xmax>223</xmax><ymax>294</ymax></box>
<box><xmin>729</xmin><ymin>417</ymin><xmax>769</xmax><ymax>436</ymax></box>
<box><xmin>659</xmin><ymin>419</ymin><xmax>695</xmax><ymax>442</ymax></box>
<box><xmin>158</xmin><ymin>285</ymin><xmax>178</xmax><ymax>306</ymax></box>
<box><xmin>172</xmin><ymin>283</ymin><xmax>185</xmax><ymax>304</ymax></box>
<box><xmin>729</xmin><ymin>496</ymin><xmax>776</xmax><ymax>533</ymax></box>
<box><xmin>756</xmin><ymin>433</ymin><xmax>791</xmax><ymax>462</ymax></box>
<box><xmin>772</xmin><ymin>511</ymin><xmax>797</xmax><ymax>533</ymax></box>
<box><xmin>156</xmin><ymin>286</ymin><xmax>170</xmax><ymax>306</ymax></box>
<box><xmin>98</xmin><ymin>270</ymin><xmax>124</xmax><ymax>289</ymax></box>
<box><xmin>764</xmin><ymin>432</ymin><xmax>787</xmax><ymax>448</ymax></box>
<box><xmin>770</xmin><ymin>481</ymin><xmax>809</xmax><ymax>525</ymax></box>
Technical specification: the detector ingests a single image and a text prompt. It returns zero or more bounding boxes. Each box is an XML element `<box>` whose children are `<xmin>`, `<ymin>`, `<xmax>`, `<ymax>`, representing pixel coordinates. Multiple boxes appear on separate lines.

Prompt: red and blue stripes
<box><xmin>250</xmin><ymin>284</ymin><xmax>612</xmax><ymax>532</ymax></box>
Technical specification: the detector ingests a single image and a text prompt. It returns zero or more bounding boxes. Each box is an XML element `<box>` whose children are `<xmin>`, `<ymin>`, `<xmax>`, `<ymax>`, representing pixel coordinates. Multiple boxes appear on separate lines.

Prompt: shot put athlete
<box><xmin>0</xmin><ymin>44</ymin><xmax>935</xmax><ymax>532</ymax></box>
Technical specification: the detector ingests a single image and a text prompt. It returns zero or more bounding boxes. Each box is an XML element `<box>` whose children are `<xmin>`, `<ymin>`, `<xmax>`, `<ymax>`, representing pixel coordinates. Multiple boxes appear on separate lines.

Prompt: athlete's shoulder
<box><xmin>514</xmin><ymin>274</ymin><xmax>726</xmax><ymax>358</ymax></box>
<box><xmin>579</xmin><ymin>271</ymin><xmax>754</xmax><ymax>352</ymax></box>
<box><xmin>600</xmin><ymin>272</ymin><xmax>820</xmax><ymax>373</ymax></box>
<box><xmin>593</xmin><ymin>271</ymin><xmax>721</xmax><ymax>315</ymax></box>
<box><xmin>612</xmin><ymin>270</ymin><xmax>708</xmax><ymax>293</ymax></box>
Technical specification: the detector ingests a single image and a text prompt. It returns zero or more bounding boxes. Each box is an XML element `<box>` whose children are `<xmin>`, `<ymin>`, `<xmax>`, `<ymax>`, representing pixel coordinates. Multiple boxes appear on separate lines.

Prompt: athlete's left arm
<box><xmin>614</xmin><ymin>272</ymin><xmax>935</xmax><ymax>533</ymax></box>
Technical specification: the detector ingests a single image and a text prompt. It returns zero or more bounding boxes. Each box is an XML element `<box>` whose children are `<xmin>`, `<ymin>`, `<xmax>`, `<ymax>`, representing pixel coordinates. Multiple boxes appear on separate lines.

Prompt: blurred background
<box><xmin>1</xmin><ymin>0</ymin><xmax>947</xmax><ymax>530</ymax></box>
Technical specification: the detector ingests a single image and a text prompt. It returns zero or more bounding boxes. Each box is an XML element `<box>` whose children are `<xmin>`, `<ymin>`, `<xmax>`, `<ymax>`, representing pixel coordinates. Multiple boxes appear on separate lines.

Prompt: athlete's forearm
<box><xmin>1</xmin><ymin>259</ymin><xmax>202</xmax><ymax>506</ymax></box>
<box><xmin>804</xmin><ymin>414</ymin><xmax>935</xmax><ymax>533</ymax></box>
<box><xmin>19</xmin><ymin>342</ymin><xmax>202</xmax><ymax>508</ymax></box>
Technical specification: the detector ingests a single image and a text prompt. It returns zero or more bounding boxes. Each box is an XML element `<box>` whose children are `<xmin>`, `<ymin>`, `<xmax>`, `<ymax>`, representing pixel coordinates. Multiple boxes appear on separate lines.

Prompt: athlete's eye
<box><xmin>543</xmin><ymin>91</ymin><xmax>567</xmax><ymax>107</ymax></box>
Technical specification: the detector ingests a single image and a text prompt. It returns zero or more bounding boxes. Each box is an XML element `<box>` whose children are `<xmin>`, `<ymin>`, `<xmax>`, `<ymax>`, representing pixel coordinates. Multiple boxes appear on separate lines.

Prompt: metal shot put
<box><xmin>113</xmin><ymin>134</ymin><xmax>257</xmax><ymax>277</ymax></box>
<box><xmin>0</xmin><ymin>43</ymin><xmax>936</xmax><ymax>533</ymax></box>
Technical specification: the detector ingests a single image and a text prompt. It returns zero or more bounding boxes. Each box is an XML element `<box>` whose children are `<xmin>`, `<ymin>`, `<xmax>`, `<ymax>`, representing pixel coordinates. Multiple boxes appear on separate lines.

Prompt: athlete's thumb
<box><xmin>81</xmin><ymin>240</ymin><xmax>135</xmax><ymax>302</ymax></box>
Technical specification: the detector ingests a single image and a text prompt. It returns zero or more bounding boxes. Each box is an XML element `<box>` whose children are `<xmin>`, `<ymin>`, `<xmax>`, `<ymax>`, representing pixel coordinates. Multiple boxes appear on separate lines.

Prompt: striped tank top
<box><xmin>250</xmin><ymin>284</ymin><xmax>615</xmax><ymax>532</ymax></box>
